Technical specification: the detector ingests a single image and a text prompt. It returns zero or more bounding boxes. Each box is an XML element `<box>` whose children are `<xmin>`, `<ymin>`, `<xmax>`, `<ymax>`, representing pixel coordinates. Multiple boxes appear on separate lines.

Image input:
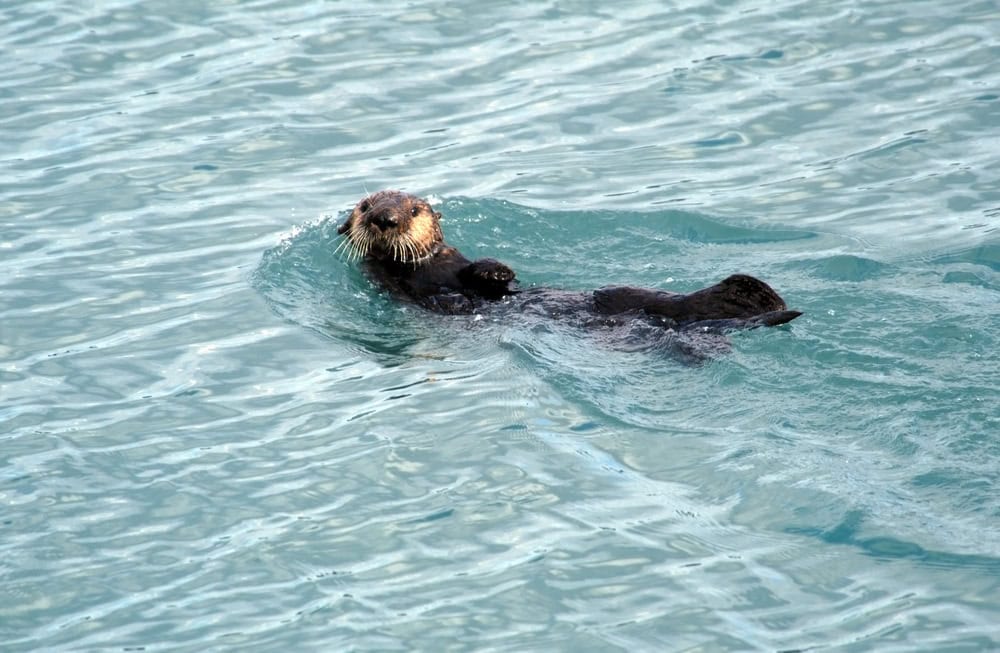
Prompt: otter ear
<box><xmin>433</xmin><ymin>210</ymin><xmax>442</xmax><ymax>220</ymax></box>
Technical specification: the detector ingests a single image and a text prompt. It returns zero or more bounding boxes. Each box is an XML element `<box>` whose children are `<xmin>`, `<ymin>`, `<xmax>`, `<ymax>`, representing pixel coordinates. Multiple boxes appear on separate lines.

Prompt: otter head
<box><xmin>337</xmin><ymin>190</ymin><xmax>445</xmax><ymax>264</ymax></box>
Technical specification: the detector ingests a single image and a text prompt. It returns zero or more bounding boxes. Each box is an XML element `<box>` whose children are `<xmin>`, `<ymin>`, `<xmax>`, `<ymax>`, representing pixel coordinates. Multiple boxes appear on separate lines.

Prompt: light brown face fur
<box><xmin>336</xmin><ymin>190</ymin><xmax>444</xmax><ymax>264</ymax></box>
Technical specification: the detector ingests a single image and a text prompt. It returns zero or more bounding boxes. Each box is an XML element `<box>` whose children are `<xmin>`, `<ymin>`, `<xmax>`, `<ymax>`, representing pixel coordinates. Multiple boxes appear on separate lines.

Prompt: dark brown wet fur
<box><xmin>337</xmin><ymin>190</ymin><xmax>802</xmax><ymax>330</ymax></box>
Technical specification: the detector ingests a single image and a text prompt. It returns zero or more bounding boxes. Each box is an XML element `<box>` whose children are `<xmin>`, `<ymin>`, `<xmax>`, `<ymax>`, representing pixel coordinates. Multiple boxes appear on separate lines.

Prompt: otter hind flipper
<box><xmin>709</xmin><ymin>274</ymin><xmax>789</xmax><ymax>315</ymax></box>
<box><xmin>749</xmin><ymin>309</ymin><xmax>802</xmax><ymax>327</ymax></box>
<box><xmin>595</xmin><ymin>275</ymin><xmax>799</xmax><ymax>325</ymax></box>
<box><xmin>681</xmin><ymin>309</ymin><xmax>803</xmax><ymax>332</ymax></box>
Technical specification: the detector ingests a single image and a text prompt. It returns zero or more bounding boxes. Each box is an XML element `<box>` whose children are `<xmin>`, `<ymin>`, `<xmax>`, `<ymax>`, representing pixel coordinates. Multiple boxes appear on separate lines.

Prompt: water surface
<box><xmin>3</xmin><ymin>0</ymin><xmax>999</xmax><ymax>651</ymax></box>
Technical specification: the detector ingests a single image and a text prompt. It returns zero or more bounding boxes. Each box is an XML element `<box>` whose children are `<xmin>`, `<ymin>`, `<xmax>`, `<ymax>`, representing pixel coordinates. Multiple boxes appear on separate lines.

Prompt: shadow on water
<box><xmin>788</xmin><ymin>510</ymin><xmax>1000</xmax><ymax>573</ymax></box>
<box><xmin>932</xmin><ymin>242</ymin><xmax>1000</xmax><ymax>290</ymax></box>
<box><xmin>440</xmin><ymin>197</ymin><xmax>818</xmax><ymax>288</ymax></box>
<box><xmin>782</xmin><ymin>254</ymin><xmax>890</xmax><ymax>282</ymax></box>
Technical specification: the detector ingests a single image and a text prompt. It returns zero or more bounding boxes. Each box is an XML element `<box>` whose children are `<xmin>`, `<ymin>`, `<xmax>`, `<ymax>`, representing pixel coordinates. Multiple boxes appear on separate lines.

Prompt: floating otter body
<box><xmin>337</xmin><ymin>190</ymin><xmax>801</xmax><ymax>335</ymax></box>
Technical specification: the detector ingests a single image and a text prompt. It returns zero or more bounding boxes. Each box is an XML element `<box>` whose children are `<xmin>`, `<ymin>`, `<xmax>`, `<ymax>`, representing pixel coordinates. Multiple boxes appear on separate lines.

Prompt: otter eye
<box><xmin>410</xmin><ymin>206</ymin><xmax>419</xmax><ymax>217</ymax></box>
<box><xmin>360</xmin><ymin>200</ymin><xmax>370</xmax><ymax>213</ymax></box>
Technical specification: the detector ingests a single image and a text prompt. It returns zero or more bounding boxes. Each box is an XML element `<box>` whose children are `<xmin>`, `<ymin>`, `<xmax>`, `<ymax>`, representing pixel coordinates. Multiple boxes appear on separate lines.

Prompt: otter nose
<box><xmin>370</xmin><ymin>212</ymin><xmax>398</xmax><ymax>231</ymax></box>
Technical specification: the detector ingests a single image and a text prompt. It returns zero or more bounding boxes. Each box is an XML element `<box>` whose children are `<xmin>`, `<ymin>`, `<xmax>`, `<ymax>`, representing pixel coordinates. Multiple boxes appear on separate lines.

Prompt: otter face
<box><xmin>337</xmin><ymin>190</ymin><xmax>444</xmax><ymax>264</ymax></box>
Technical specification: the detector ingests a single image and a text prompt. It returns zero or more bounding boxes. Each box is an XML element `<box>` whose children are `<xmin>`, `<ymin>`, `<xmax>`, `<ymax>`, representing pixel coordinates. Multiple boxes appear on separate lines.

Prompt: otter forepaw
<box><xmin>463</xmin><ymin>258</ymin><xmax>516</xmax><ymax>284</ymax></box>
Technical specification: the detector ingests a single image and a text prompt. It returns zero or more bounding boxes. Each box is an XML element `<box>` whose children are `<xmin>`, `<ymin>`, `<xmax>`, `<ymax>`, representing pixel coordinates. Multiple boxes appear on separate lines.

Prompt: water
<box><xmin>2</xmin><ymin>0</ymin><xmax>998</xmax><ymax>650</ymax></box>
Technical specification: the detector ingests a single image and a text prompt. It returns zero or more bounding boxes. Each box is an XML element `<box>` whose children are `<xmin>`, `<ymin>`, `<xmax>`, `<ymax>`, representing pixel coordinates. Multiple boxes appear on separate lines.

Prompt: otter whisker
<box><xmin>333</xmin><ymin>234</ymin><xmax>352</xmax><ymax>258</ymax></box>
<box><xmin>399</xmin><ymin>236</ymin><xmax>410</xmax><ymax>263</ymax></box>
<box><xmin>405</xmin><ymin>239</ymin><xmax>418</xmax><ymax>266</ymax></box>
<box><xmin>417</xmin><ymin>237</ymin><xmax>429</xmax><ymax>259</ymax></box>
<box><xmin>345</xmin><ymin>230</ymin><xmax>359</xmax><ymax>261</ymax></box>
<box><xmin>348</xmin><ymin>228</ymin><xmax>368</xmax><ymax>261</ymax></box>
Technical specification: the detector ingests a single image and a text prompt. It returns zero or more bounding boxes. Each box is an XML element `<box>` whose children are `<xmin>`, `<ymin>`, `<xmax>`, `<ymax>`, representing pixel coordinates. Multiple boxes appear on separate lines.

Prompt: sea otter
<box><xmin>336</xmin><ymin>190</ymin><xmax>801</xmax><ymax>332</ymax></box>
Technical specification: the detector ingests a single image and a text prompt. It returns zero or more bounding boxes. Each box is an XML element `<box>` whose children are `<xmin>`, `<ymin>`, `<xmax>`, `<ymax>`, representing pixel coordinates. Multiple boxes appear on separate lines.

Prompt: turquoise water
<box><xmin>3</xmin><ymin>0</ymin><xmax>999</xmax><ymax>650</ymax></box>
